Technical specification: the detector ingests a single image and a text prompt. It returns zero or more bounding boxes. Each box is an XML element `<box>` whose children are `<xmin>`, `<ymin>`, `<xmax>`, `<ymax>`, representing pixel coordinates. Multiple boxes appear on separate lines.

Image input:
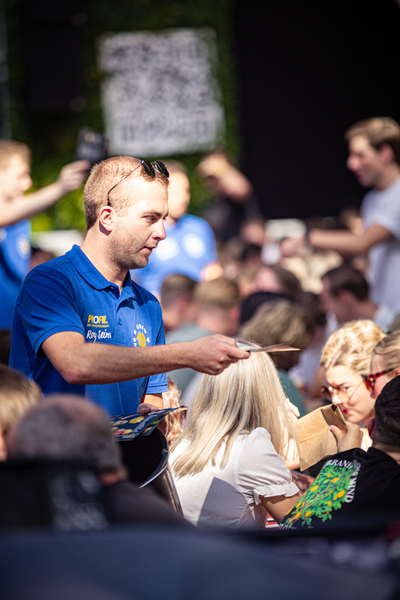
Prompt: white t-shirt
<box><xmin>361</xmin><ymin>176</ymin><xmax>400</xmax><ymax>311</ymax></box>
<box><xmin>171</xmin><ymin>428</ymin><xmax>299</xmax><ymax>530</ymax></box>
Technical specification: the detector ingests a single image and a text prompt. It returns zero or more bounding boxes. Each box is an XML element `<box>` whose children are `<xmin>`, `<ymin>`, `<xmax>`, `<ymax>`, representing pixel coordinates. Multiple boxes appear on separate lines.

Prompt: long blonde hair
<box><xmin>371</xmin><ymin>331</ymin><xmax>400</xmax><ymax>371</ymax></box>
<box><xmin>321</xmin><ymin>320</ymin><xmax>385</xmax><ymax>375</ymax></box>
<box><xmin>171</xmin><ymin>344</ymin><xmax>297</xmax><ymax>478</ymax></box>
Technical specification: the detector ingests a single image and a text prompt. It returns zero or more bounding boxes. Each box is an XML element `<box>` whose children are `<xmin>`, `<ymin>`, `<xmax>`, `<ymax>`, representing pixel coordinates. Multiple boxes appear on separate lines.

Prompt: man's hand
<box><xmin>137</xmin><ymin>402</ymin><xmax>167</xmax><ymax>435</ymax></box>
<box><xmin>330</xmin><ymin>422</ymin><xmax>363</xmax><ymax>452</ymax></box>
<box><xmin>189</xmin><ymin>335</ymin><xmax>250</xmax><ymax>375</ymax></box>
<box><xmin>56</xmin><ymin>160</ymin><xmax>90</xmax><ymax>195</ymax></box>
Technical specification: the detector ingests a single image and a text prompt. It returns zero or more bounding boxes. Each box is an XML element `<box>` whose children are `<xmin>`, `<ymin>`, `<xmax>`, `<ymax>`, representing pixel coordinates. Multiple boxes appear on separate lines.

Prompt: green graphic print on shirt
<box><xmin>283</xmin><ymin>458</ymin><xmax>361</xmax><ymax>528</ymax></box>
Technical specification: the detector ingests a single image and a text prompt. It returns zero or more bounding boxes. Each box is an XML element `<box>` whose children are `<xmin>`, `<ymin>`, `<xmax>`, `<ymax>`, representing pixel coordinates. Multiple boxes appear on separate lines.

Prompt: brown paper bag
<box><xmin>296</xmin><ymin>404</ymin><xmax>347</xmax><ymax>471</ymax></box>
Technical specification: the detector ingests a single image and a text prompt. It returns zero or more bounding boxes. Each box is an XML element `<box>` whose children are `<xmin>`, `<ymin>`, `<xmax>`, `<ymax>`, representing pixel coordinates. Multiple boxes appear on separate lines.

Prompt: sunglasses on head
<box><xmin>107</xmin><ymin>159</ymin><xmax>169</xmax><ymax>206</ymax></box>
<box><xmin>361</xmin><ymin>368</ymin><xmax>395</xmax><ymax>393</ymax></box>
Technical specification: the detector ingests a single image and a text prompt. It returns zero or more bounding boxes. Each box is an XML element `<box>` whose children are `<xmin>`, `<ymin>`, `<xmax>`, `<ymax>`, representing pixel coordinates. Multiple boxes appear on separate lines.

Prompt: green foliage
<box><xmin>4</xmin><ymin>0</ymin><xmax>241</xmax><ymax>231</ymax></box>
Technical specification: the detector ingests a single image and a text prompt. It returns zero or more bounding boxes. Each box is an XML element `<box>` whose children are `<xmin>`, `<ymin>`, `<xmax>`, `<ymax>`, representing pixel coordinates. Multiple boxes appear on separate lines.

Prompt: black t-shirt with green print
<box><xmin>281</xmin><ymin>447</ymin><xmax>400</xmax><ymax>529</ymax></box>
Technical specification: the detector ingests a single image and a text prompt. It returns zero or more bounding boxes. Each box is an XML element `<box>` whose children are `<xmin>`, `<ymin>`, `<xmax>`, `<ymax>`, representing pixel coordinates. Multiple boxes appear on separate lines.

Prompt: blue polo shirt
<box><xmin>0</xmin><ymin>220</ymin><xmax>31</xmax><ymax>329</ymax></box>
<box><xmin>10</xmin><ymin>245</ymin><xmax>167</xmax><ymax>415</ymax></box>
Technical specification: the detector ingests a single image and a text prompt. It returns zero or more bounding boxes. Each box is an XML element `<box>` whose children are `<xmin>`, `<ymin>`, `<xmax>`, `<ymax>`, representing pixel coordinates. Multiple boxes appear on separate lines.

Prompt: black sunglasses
<box><xmin>107</xmin><ymin>159</ymin><xmax>169</xmax><ymax>206</ymax></box>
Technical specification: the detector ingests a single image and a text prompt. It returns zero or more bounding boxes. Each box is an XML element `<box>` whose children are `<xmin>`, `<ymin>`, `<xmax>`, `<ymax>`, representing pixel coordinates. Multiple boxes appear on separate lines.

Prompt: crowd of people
<box><xmin>0</xmin><ymin>116</ymin><xmax>400</xmax><ymax>534</ymax></box>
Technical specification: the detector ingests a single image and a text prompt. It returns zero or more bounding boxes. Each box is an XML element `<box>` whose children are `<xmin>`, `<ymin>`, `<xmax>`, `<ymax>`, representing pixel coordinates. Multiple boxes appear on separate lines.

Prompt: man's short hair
<box><xmin>83</xmin><ymin>156</ymin><xmax>169</xmax><ymax>230</ymax></box>
<box><xmin>194</xmin><ymin>277</ymin><xmax>241</xmax><ymax>311</ymax></box>
<box><xmin>8</xmin><ymin>394</ymin><xmax>122</xmax><ymax>473</ymax></box>
<box><xmin>345</xmin><ymin>117</ymin><xmax>400</xmax><ymax>165</ymax></box>
<box><xmin>0</xmin><ymin>140</ymin><xmax>31</xmax><ymax>170</ymax></box>
<box><xmin>373</xmin><ymin>375</ymin><xmax>400</xmax><ymax>450</ymax></box>
<box><xmin>322</xmin><ymin>264</ymin><xmax>369</xmax><ymax>301</ymax></box>
<box><xmin>0</xmin><ymin>365</ymin><xmax>42</xmax><ymax>435</ymax></box>
<box><xmin>160</xmin><ymin>274</ymin><xmax>196</xmax><ymax>308</ymax></box>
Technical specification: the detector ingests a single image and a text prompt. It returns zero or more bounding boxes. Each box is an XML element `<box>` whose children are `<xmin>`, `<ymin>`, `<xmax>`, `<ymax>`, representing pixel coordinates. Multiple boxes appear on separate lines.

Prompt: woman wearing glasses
<box><xmin>363</xmin><ymin>331</ymin><xmax>400</xmax><ymax>400</ymax></box>
<box><xmin>320</xmin><ymin>320</ymin><xmax>385</xmax><ymax>447</ymax></box>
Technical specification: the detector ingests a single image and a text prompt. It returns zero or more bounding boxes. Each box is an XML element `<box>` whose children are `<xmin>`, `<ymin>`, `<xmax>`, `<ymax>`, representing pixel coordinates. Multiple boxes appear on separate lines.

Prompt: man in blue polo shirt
<box><xmin>10</xmin><ymin>156</ymin><xmax>249</xmax><ymax>416</ymax></box>
<box><xmin>0</xmin><ymin>139</ymin><xmax>89</xmax><ymax>329</ymax></box>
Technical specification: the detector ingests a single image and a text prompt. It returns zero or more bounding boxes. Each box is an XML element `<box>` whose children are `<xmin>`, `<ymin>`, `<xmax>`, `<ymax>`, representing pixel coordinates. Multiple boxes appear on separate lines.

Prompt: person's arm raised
<box><xmin>0</xmin><ymin>160</ymin><xmax>90</xmax><ymax>227</ymax></box>
<box><xmin>309</xmin><ymin>224</ymin><xmax>393</xmax><ymax>256</ymax></box>
<box><xmin>41</xmin><ymin>331</ymin><xmax>250</xmax><ymax>385</ymax></box>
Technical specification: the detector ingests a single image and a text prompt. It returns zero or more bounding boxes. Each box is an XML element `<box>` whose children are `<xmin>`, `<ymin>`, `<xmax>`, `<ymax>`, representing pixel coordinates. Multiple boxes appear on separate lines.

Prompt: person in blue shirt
<box><xmin>0</xmin><ymin>139</ymin><xmax>89</xmax><ymax>329</ymax></box>
<box><xmin>10</xmin><ymin>156</ymin><xmax>249</xmax><ymax>416</ymax></box>
<box><xmin>133</xmin><ymin>160</ymin><xmax>222</xmax><ymax>298</ymax></box>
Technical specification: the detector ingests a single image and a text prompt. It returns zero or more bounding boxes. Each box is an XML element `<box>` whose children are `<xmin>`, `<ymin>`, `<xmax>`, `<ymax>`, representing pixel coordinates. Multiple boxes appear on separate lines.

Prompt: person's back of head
<box><xmin>160</xmin><ymin>274</ymin><xmax>197</xmax><ymax>333</ymax></box>
<box><xmin>252</xmin><ymin>264</ymin><xmax>301</xmax><ymax>299</ymax></box>
<box><xmin>373</xmin><ymin>375</ymin><xmax>400</xmax><ymax>451</ymax></box>
<box><xmin>345</xmin><ymin>117</ymin><xmax>400</xmax><ymax>166</ymax></box>
<box><xmin>193</xmin><ymin>277</ymin><xmax>241</xmax><ymax>336</ymax></box>
<box><xmin>0</xmin><ymin>365</ymin><xmax>42</xmax><ymax>460</ymax></box>
<box><xmin>7</xmin><ymin>394</ymin><xmax>122</xmax><ymax>475</ymax></box>
<box><xmin>239</xmin><ymin>299</ymin><xmax>314</xmax><ymax>370</ymax></box>
<box><xmin>322</xmin><ymin>264</ymin><xmax>370</xmax><ymax>302</ymax></box>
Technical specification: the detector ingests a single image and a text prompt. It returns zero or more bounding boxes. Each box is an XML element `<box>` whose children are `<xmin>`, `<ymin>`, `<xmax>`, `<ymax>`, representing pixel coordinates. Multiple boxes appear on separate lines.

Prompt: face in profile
<box><xmin>166</xmin><ymin>172</ymin><xmax>191</xmax><ymax>222</ymax></box>
<box><xmin>324</xmin><ymin>364</ymin><xmax>375</xmax><ymax>425</ymax></box>
<box><xmin>346</xmin><ymin>135</ymin><xmax>385</xmax><ymax>189</ymax></box>
<box><xmin>369</xmin><ymin>353</ymin><xmax>398</xmax><ymax>400</ymax></box>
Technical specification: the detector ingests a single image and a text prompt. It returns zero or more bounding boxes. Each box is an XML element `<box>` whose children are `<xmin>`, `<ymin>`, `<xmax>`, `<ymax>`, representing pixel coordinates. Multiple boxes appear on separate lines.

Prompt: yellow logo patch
<box><xmin>87</xmin><ymin>315</ymin><xmax>109</xmax><ymax>328</ymax></box>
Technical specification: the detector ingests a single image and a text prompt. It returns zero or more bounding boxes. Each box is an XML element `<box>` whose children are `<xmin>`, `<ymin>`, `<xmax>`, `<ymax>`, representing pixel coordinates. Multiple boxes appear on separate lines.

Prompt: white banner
<box><xmin>98</xmin><ymin>28</ymin><xmax>225</xmax><ymax>157</ymax></box>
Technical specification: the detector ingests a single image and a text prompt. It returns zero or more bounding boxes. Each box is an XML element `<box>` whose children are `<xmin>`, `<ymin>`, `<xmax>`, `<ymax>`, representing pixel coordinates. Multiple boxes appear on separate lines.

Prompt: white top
<box><xmin>171</xmin><ymin>428</ymin><xmax>299</xmax><ymax>530</ymax></box>
<box><xmin>361</xmin><ymin>176</ymin><xmax>400</xmax><ymax>311</ymax></box>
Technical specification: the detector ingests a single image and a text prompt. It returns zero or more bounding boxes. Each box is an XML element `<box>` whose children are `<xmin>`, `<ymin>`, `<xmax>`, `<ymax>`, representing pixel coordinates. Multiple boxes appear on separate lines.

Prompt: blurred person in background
<box><xmin>0</xmin><ymin>364</ymin><xmax>42</xmax><ymax>460</ymax></box>
<box><xmin>0</xmin><ymin>139</ymin><xmax>89</xmax><ymax>329</ymax></box>
<box><xmin>239</xmin><ymin>299</ymin><xmax>314</xmax><ymax>417</ymax></box>
<box><xmin>159</xmin><ymin>274</ymin><xmax>197</xmax><ymax>334</ymax></box>
<box><xmin>166</xmin><ymin>277</ymin><xmax>242</xmax><ymax>396</ymax></box>
<box><xmin>196</xmin><ymin>151</ymin><xmax>262</xmax><ymax>244</ymax></box>
<box><xmin>133</xmin><ymin>160</ymin><xmax>221</xmax><ymax>298</ymax></box>
<box><xmin>284</xmin><ymin>118</ymin><xmax>400</xmax><ymax>312</ymax></box>
<box><xmin>320</xmin><ymin>319</ymin><xmax>385</xmax><ymax>449</ymax></box>
<box><xmin>321</xmin><ymin>263</ymin><xmax>398</xmax><ymax>333</ymax></box>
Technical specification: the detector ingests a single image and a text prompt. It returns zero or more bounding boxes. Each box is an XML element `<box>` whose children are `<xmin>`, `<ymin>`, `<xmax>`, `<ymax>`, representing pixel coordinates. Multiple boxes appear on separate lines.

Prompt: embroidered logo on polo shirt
<box><xmin>133</xmin><ymin>323</ymin><xmax>150</xmax><ymax>347</ymax></box>
<box><xmin>87</xmin><ymin>315</ymin><xmax>109</xmax><ymax>328</ymax></box>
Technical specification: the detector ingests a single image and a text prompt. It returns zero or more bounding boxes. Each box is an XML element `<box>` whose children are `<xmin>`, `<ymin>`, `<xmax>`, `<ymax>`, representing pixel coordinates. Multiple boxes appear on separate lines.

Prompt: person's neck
<box><xmin>374</xmin><ymin>166</ymin><xmax>400</xmax><ymax>191</ymax></box>
<box><xmin>81</xmin><ymin>234</ymin><xmax>127</xmax><ymax>292</ymax></box>
<box><xmin>100</xmin><ymin>467</ymin><xmax>128</xmax><ymax>486</ymax></box>
<box><xmin>372</xmin><ymin>442</ymin><xmax>400</xmax><ymax>465</ymax></box>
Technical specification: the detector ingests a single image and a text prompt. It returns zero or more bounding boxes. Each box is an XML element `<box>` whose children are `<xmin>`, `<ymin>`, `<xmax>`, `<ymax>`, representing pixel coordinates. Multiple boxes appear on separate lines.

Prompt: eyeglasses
<box><xmin>361</xmin><ymin>368</ymin><xmax>395</xmax><ymax>394</ymax></box>
<box><xmin>320</xmin><ymin>378</ymin><xmax>363</xmax><ymax>402</ymax></box>
<box><xmin>107</xmin><ymin>159</ymin><xmax>169</xmax><ymax>206</ymax></box>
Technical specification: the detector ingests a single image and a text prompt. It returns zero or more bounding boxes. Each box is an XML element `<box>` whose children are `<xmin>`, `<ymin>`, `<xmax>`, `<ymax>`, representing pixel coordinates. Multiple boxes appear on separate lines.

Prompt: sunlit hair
<box><xmin>371</xmin><ymin>331</ymin><xmax>400</xmax><ymax>371</ymax></box>
<box><xmin>162</xmin><ymin>376</ymin><xmax>186</xmax><ymax>446</ymax></box>
<box><xmin>0</xmin><ymin>140</ymin><xmax>31</xmax><ymax>170</ymax></box>
<box><xmin>194</xmin><ymin>277</ymin><xmax>241</xmax><ymax>310</ymax></box>
<box><xmin>171</xmin><ymin>344</ymin><xmax>297</xmax><ymax>478</ymax></box>
<box><xmin>83</xmin><ymin>156</ymin><xmax>169</xmax><ymax>230</ymax></box>
<box><xmin>345</xmin><ymin>117</ymin><xmax>400</xmax><ymax>165</ymax></box>
<box><xmin>239</xmin><ymin>299</ymin><xmax>313</xmax><ymax>370</ymax></box>
<box><xmin>321</xmin><ymin>319</ymin><xmax>385</xmax><ymax>375</ymax></box>
<box><xmin>0</xmin><ymin>365</ymin><xmax>42</xmax><ymax>435</ymax></box>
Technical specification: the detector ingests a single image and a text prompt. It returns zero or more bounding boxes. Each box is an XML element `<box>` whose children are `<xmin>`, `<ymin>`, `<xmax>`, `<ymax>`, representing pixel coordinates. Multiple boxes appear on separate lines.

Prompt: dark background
<box><xmin>232</xmin><ymin>0</ymin><xmax>400</xmax><ymax>220</ymax></box>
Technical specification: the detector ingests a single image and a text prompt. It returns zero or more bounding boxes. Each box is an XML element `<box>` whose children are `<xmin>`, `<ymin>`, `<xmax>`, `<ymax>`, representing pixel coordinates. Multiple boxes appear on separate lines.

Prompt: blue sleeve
<box><xmin>17</xmin><ymin>267</ymin><xmax>85</xmax><ymax>356</ymax></box>
<box><xmin>144</xmin><ymin>295</ymin><xmax>168</xmax><ymax>395</ymax></box>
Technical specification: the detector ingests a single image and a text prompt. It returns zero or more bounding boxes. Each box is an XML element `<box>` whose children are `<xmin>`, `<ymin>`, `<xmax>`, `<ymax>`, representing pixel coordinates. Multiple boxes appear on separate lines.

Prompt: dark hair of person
<box><xmin>322</xmin><ymin>264</ymin><xmax>369</xmax><ymax>301</ymax></box>
<box><xmin>373</xmin><ymin>376</ymin><xmax>400</xmax><ymax>450</ymax></box>
<box><xmin>240</xmin><ymin>291</ymin><xmax>291</xmax><ymax>325</ymax></box>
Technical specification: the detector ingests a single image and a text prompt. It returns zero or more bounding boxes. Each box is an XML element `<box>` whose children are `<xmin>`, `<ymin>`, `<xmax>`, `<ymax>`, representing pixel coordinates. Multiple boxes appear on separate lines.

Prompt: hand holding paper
<box><xmin>330</xmin><ymin>422</ymin><xmax>363</xmax><ymax>452</ymax></box>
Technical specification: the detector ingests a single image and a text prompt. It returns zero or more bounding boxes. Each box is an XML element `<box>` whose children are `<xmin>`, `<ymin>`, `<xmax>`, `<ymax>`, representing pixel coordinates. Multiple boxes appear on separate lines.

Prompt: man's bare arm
<box><xmin>41</xmin><ymin>331</ymin><xmax>250</xmax><ymax>385</ymax></box>
<box><xmin>309</xmin><ymin>223</ymin><xmax>393</xmax><ymax>256</ymax></box>
<box><xmin>0</xmin><ymin>161</ymin><xmax>89</xmax><ymax>227</ymax></box>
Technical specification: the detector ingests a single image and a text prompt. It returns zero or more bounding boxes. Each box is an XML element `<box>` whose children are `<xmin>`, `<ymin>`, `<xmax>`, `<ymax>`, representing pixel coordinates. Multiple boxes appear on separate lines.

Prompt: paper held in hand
<box><xmin>295</xmin><ymin>404</ymin><xmax>347</xmax><ymax>471</ymax></box>
<box><xmin>236</xmin><ymin>342</ymin><xmax>300</xmax><ymax>353</ymax></box>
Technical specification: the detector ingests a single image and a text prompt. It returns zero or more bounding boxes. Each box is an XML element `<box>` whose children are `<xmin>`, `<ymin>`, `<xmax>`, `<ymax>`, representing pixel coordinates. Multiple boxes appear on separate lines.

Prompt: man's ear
<box><xmin>379</xmin><ymin>143</ymin><xmax>395</xmax><ymax>164</ymax></box>
<box><xmin>367</xmin><ymin>417</ymin><xmax>375</xmax><ymax>440</ymax></box>
<box><xmin>98</xmin><ymin>206</ymin><xmax>114</xmax><ymax>233</ymax></box>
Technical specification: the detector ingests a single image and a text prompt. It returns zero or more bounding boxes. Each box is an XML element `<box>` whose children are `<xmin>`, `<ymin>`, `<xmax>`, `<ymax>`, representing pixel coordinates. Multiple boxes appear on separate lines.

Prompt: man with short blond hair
<box><xmin>0</xmin><ymin>139</ymin><xmax>89</xmax><ymax>328</ymax></box>
<box><xmin>10</xmin><ymin>157</ymin><xmax>249</xmax><ymax>416</ymax></box>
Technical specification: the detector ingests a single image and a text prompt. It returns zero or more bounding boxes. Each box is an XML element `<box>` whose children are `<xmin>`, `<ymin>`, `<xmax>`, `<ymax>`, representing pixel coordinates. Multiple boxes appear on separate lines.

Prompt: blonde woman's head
<box><xmin>171</xmin><ymin>343</ymin><xmax>296</xmax><ymax>478</ymax></box>
<box><xmin>321</xmin><ymin>320</ymin><xmax>385</xmax><ymax>425</ymax></box>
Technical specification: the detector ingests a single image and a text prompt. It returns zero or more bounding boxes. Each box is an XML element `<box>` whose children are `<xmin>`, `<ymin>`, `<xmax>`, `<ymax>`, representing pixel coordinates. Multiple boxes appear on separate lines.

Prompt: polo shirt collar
<box><xmin>67</xmin><ymin>245</ymin><xmax>136</xmax><ymax>298</ymax></box>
